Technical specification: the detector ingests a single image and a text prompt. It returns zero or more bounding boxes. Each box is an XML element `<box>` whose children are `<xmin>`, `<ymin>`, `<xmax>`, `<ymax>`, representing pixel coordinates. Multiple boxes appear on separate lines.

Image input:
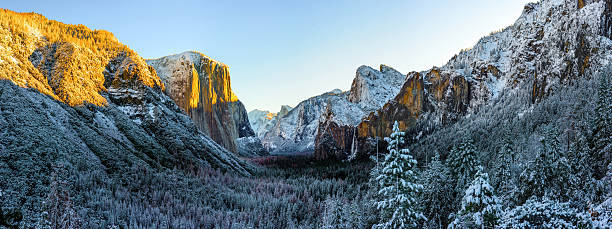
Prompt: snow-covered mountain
<box><xmin>248</xmin><ymin>105</ymin><xmax>292</xmax><ymax>139</ymax></box>
<box><xmin>261</xmin><ymin>65</ymin><xmax>406</xmax><ymax>154</ymax></box>
<box><xmin>255</xmin><ymin>0</ymin><xmax>612</xmax><ymax>160</ymax></box>
<box><xmin>344</xmin><ymin>0</ymin><xmax>612</xmax><ymax>160</ymax></box>
<box><xmin>146</xmin><ymin>51</ymin><xmax>262</xmax><ymax>156</ymax></box>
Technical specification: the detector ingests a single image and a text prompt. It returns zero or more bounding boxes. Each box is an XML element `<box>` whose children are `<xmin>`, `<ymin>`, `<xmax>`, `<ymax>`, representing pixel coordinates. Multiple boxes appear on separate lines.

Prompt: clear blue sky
<box><xmin>5</xmin><ymin>0</ymin><xmax>533</xmax><ymax>112</ymax></box>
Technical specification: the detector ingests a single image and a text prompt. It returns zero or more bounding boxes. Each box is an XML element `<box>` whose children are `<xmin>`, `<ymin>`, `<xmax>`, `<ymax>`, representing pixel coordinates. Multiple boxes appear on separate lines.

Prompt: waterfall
<box><xmin>349</xmin><ymin>130</ymin><xmax>357</xmax><ymax>160</ymax></box>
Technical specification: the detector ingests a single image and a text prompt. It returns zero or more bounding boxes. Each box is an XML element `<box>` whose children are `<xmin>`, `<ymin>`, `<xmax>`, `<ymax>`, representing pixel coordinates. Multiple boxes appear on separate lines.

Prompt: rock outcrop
<box><xmin>262</xmin><ymin>90</ymin><xmax>342</xmax><ymax>154</ymax></box>
<box><xmin>147</xmin><ymin>52</ymin><xmax>258</xmax><ymax>154</ymax></box>
<box><xmin>248</xmin><ymin>105</ymin><xmax>292</xmax><ymax>139</ymax></box>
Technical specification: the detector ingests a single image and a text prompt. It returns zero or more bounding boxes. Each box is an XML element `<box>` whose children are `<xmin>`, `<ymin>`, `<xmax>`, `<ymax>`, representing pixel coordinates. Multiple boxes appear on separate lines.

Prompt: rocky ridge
<box><xmin>254</xmin><ymin>0</ymin><xmax>612</xmax><ymax>160</ymax></box>
<box><xmin>248</xmin><ymin>105</ymin><xmax>292</xmax><ymax>139</ymax></box>
<box><xmin>0</xmin><ymin>9</ymin><xmax>163</xmax><ymax>107</ymax></box>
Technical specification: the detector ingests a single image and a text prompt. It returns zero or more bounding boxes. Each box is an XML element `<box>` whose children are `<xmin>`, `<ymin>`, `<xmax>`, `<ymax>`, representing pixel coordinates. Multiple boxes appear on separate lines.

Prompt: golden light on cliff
<box><xmin>180</xmin><ymin>52</ymin><xmax>239</xmax><ymax>111</ymax></box>
<box><xmin>0</xmin><ymin>9</ymin><xmax>164</xmax><ymax>107</ymax></box>
<box><xmin>264</xmin><ymin>112</ymin><xmax>276</xmax><ymax>120</ymax></box>
<box><xmin>189</xmin><ymin>65</ymin><xmax>200</xmax><ymax>108</ymax></box>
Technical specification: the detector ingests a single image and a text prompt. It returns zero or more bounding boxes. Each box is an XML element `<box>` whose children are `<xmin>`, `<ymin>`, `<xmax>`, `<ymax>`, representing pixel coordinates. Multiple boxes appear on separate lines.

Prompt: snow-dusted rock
<box><xmin>248</xmin><ymin>105</ymin><xmax>292</xmax><ymax>139</ymax></box>
<box><xmin>236</xmin><ymin>136</ymin><xmax>268</xmax><ymax>157</ymax></box>
<box><xmin>147</xmin><ymin>51</ymin><xmax>258</xmax><ymax>154</ymax></box>
<box><xmin>261</xmin><ymin>65</ymin><xmax>406</xmax><ymax>155</ymax></box>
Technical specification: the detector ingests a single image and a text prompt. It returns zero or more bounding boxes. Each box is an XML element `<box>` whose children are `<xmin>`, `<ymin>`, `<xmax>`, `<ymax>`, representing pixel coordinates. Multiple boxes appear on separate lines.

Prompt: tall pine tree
<box><xmin>592</xmin><ymin>73</ymin><xmax>611</xmax><ymax>177</ymax></box>
<box><xmin>420</xmin><ymin>154</ymin><xmax>454</xmax><ymax>228</ymax></box>
<box><xmin>516</xmin><ymin>127</ymin><xmax>573</xmax><ymax>203</ymax></box>
<box><xmin>449</xmin><ymin>167</ymin><xmax>502</xmax><ymax>229</ymax></box>
<box><xmin>447</xmin><ymin>137</ymin><xmax>480</xmax><ymax>199</ymax></box>
<box><xmin>493</xmin><ymin>134</ymin><xmax>516</xmax><ymax>200</ymax></box>
<box><xmin>374</xmin><ymin>121</ymin><xmax>425</xmax><ymax>229</ymax></box>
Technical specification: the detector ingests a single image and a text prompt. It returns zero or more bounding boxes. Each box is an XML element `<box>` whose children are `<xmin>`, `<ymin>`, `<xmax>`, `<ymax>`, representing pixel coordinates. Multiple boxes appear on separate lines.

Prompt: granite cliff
<box><xmin>146</xmin><ymin>52</ymin><xmax>261</xmax><ymax>155</ymax></box>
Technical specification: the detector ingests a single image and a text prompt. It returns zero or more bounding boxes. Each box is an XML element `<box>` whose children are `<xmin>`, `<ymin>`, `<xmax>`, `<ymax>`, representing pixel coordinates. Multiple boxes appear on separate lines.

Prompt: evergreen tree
<box><xmin>420</xmin><ymin>154</ymin><xmax>454</xmax><ymax>228</ymax></box>
<box><xmin>497</xmin><ymin>198</ymin><xmax>592</xmax><ymax>228</ymax></box>
<box><xmin>447</xmin><ymin>138</ymin><xmax>479</xmax><ymax>191</ymax></box>
<box><xmin>567</xmin><ymin>129</ymin><xmax>605</xmax><ymax>206</ymax></box>
<box><xmin>322</xmin><ymin>197</ymin><xmax>343</xmax><ymax>229</ymax></box>
<box><xmin>516</xmin><ymin>127</ymin><xmax>573</xmax><ymax>203</ymax></box>
<box><xmin>606</xmin><ymin>163</ymin><xmax>612</xmax><ymax>194</ymax></box>
<box><xmin>592</xmin><ymin>74</ymin><xmax>611</xmax><ymax>176</ymax></box>
<box><xmin>449</xmin><ymin>167</ymin><xmax>502</xmax><ymax>229</ymax></box>
<box><xmin>493</xmin><ymin>134</ymin><xmax>516</xmax><ymax>199</ymax></box>
<box><xmin>373</xmin><ymin>121</ymin><xmax>425</xmax><ymax>229</ymax></box>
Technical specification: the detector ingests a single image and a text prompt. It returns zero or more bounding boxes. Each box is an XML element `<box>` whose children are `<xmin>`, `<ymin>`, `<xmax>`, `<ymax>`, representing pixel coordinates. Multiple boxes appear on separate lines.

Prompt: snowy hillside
<box><xmin>0</xmin><ymin>11</ymin><xmax>255</xmax><ymax>226</ymax></box>
<box><xmin>420</xmin><ymin>0</ymin><xmax>612</xmax><ymax>121</ymax></box>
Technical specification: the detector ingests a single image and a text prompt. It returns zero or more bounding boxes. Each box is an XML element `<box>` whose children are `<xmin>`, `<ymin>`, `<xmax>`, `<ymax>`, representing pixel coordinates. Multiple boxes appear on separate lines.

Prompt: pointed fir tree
<box><xmin>592</xmin><ymin>73</ymin><xmax>611</xmax><ymax>176</ymax></box>
<box><xmin>447</xmin><ymin>137</ymin><xmax>480</xmax><ymax>190</ymax></box>
<box><xmin>449</xmin><ymin>167</ymin><xmax>502</xmax><ymax>229</ymax></box>
<box><xmin>516</xmin><ymin>127</ymin><xmax>573</xmax><ymax>203</ymax></box>
<box><xmin>420</xmin><ymin>153</ymin><xmax>454</xmax><ymax>228</ymax></box>
<box><xmin>567</xmin><ymin>129</ymin><xmax>605</xmax><ymax>206</ymax></box>
<box><xmin>322</xmin><ymin>197</ymin><xmax>342</xmax><ymax>229</ymax></box>
<box><xmin>493</xmin><ymin>134</ymin><xmax>516</xmax><ymax>198</ymax></box>
<box><xmin>373</xmin><ymin>121</ymin><xmax>425</xmax><ymax>229</ymax></box>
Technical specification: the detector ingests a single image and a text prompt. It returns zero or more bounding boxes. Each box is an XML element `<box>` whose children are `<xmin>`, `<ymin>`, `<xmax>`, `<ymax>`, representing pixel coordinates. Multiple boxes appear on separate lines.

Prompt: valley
<box><xmin>1</xmin><ymin>0</ymin><xmax>612</xmax><ymax>228</ymax></box>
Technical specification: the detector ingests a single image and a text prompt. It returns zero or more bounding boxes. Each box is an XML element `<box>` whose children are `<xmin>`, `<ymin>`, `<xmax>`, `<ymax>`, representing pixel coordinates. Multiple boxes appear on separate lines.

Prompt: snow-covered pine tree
<box><xmin>322</xmin><ymin>197</ymin><xmax>342</xmax><ymax>229</ymax></box>
<box><xmin>497</xmin><ymin>198</ymin><xmax>592</xmax><ymax>228</ymax></box>
<box><xmin>493</xmin><ymin>134</ymin><xmax>515</xmax><ymax>199</ymax></box>
<box><xmin>420</xmin><ymin>153</ymin><xmax>454</xmax><ymax>228</ymax></box>
<box><xmin>447</xmin><ymin>138</ymin><xmax>479</xmax><ymax>191</ymax></box>
<box><xmin>373</xmin><ymin>121</ymin><xmax>425</xmax><ymax>229</ymax></box>
<box><xmin>606</xmin><ymin>163</ymin><xmax>612</xmax><ymax>196</ymax></box>
<box><xmin>566</xmin><ymin>128</ymin><xmax>607</xmax><ymax>207</ymax></box>
<box><xmin>592</xmin><ymin>73</ymin><xmax>611</xmax><ymax>177</ymax></box>
<box><xmin>449</xmin><ymin>167</ymin><xmax>501</xmax><ymax>229</ymax></box>
<box><xmin>516</xmin><ymin>127</ymin><xmax>573</xmax><ymax>203</ymax></box>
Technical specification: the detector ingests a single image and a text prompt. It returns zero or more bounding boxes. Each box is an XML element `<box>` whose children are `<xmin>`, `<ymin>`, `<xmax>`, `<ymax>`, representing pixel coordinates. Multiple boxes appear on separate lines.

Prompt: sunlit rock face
<box><xmin>147</xmin><ymin>51</ymin><xmax>257</xmax><ymax>154</ymax></box>
<box><xmin>0</xmin><ymin>9</ymin><xmax>253</xmax><ymax>171</ymax></box>
<box><xmin>353</xmin><ymin>69</ymin><xmax>471</xmax><ymax>158</ymax></box>
<box><xmin>335</xmin><ymin>0</ymin><xmax>612</xmax><ymax>160</ymax></box>
<box><xmin>357</xmin><ymin>72</ymin><xmax>429</xmax><ymax>142</ymax></box>
<box><xmin>312</xmin><ymin>65</ymin><xmax>407</xmax><ymax>160</ymax></box>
